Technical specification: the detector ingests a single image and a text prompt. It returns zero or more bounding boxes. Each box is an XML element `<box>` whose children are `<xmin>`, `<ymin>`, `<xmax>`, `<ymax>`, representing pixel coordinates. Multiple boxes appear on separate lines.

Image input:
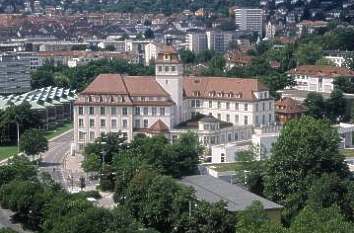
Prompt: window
<box><xmin>100</xmin><ymin>119</ymin><xmax>106</xmax><ymax>128</ymax></box>
<box><xmin>244</xmin><ymin>116</ymin><xmax>248</xmax><ymax>125</ymax></box>
<box><xmin>111</xmin><ymin>107</ymin><xmax>117</xmax><ymax>115</ymax></box>
<box><xmin>158</xmin><ymin>66</ymin><xmax>162</xmax><ymax>72</ymax></box>
<box><xmin>100</xmin><ymin>107</ymin><xmax>105</xmax><ymax>115</ymax></box>
<box><xmin>256</xmin><ymin>116</ymin><xmax>259</xmax><ymax>125</ymax></box>
<box><xmin>122</xmin><ymin>107</ymin><xmax>128</xmax><ymax>116</ymax></box>
<box><xmin>89</xmin><ymin>106</ymin><xmax>94</xmax><ymax>115</ymax></box>
<box><xmin>79</xmin><ymin>132</ymin><xmax>85</xmax><ymax>141</ymax></box>
<box><xmin>217</xmin><ymin>113</ymin><xmax>221</xmax><ymax>120</ymax></box>
<box><xmin>171</xmin><ymin>66</ymin><xmax>176</xmax><ymax>72</ymax></box>
<box><xmin>235</xmin><ymin>102</ymin><xmax>239</xmax><ymax>110</ymax></box>
<box><xmin>196</xmin><ymin>100</ymin><xmax>200</xmax><ymax>108</ymax></box>
<box><xmin>78</xmin><ymin>106</ymin><xmax>83</xmax><ymax>115</ymax></box>
<box><xmin>204</xmin><ymin>124</ymin><xmax>210</xmax><ymax>130</ymax></box>
<box><xmin>262</xmin><ymin>115</ymin><xmax>266</xmax><ymax>125</ymax></box>
<box><xmin>269</xmin><ymin>114</ymin><xmax>272</xmax><ymax>122</ymax></box>
<box><xmin>160</xmin><ymin>107</ymin><xmax>165</xmax><ymax>116</ymax></box>
<box><xmin>89</xmin><ymin>119</ymin><xmax>95</xmax><ymax>128</ymax></box>
<box><xmin>209</xmin><ymin>100</ymin><xmax>212</xmax><ymax>108</ymax></box>
<box><xmin>152</xmin><ymin>107</ymin><xmax>157</xmax><ymax>116</ymax></box>
<box><xmin>143</xmin><ymin>119</ymin><xmax>148</xmax><ymax>128</ymax></box>
<box><xmin>135</xmin><ymin>119</ymin><xmax>140</xmax><ymax>128</ymax></box>
<box><xmin>226</xmin><ymin>102</ymin><xmax>230</xmax><ymax>110</ymax></box>
<box><xmin>226</xmin><ymin>114</ymin><xmax>230</xmax><ymax>122</ymax></box>
<box><xmin>112</xmin><ymin>119</ymin><xmax>117</xmax><ymax>129</ymax></box>
<box><xmin>262</xmin><ymin>102</ymin><xmax>265</xmax><ymax>111</ymax></box>
<box><xmin>235</xmin><ymin>114</ymin><xmax>239</xmax><ymax>124</ymax></box>
<box><xmin>221</xmin><ymin>153</ymin><xmax>225</xmax><ymax>163</ymax></box>
<box><xmin>269</xmin><ymin>102</ymin><xmax>272</xmax><ymax>110</ymax></box>
<box><xmin>235</xmin><ymin>133</ymin><xmax>239</xmax><ymax>140</ymax></box>
<box><xmin>143</xmin><ymin>107</ymin><xmax>148</xmax><ymax>115</ymax></box>
<box><xmin>165</xmin><ymin>66</ymin><xmax>169</xmax><ymax>72</ymax></box>
<box><xmin>122</xmin><ymin>119</ymin><xmax>128</xmax><ymax>128</ymax></box>
<box><xmin>256</xmin><ymin>103</ymin><xmax>259</xmax><ymax>112</ymax></box>
<box><xmin>228</xmin><ymin>134</ymin><xmax>232</xmax><ymax>142</ymax></box>
<box><xmin>135</xmin><ymin>107</ymin><xmax>140</xmax><ymax>115</ymax></box>
<box><xmin>217</xmin><ymin>101</ymin><xmax>221</xmax><ymax>109</ymax></box>
<box><xmin>244</xmin><ymin>103</ymin><xmax>248</xmax><ymax>111</ymax></box>
<box><xmin>89</xmin><ymin>131</ymin><xmax>95</xmax><ymax>141</ymax></box>
<box><xmin>79</xmin><ymin>119</ymin><xmax>84</xmax><ymax>127</ymax></box>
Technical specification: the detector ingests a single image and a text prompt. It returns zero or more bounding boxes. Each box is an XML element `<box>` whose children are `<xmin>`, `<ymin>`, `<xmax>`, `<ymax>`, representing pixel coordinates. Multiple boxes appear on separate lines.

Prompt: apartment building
<box><xmin>288</xmin><ymin>65</ymin><xmax>354</xmax><ymax>94</ymax></box>
<box><xmin>74</xmin><ymin>45</ymin><xmax>278</xmax><ymax>162</ymax></box>
<box><xmin>206</xmin><ymin>31</ymin><xmax>233</xmax><ymax>53</ymax></box>
<box><xmin>186</xmin><ymin>32</ymin><xmax>208</xmax><ymax>53</ymax></box>
<box><xmin>0</xmin><ymin>52</ymin><xmax>31</xmax><ymax>94</ymax></box>
<box><xmin>234</xmin><ymin>8</ymin><xmax>264</xmax><ymax>36</ymax></box>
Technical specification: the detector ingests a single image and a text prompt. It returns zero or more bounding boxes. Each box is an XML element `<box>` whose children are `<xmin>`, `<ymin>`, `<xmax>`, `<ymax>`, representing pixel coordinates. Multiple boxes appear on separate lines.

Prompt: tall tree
<box><xmin>19</xmin><ymin>129</ymin><xmax>48</xmax><ymax>156</ymax></box>
<box><xmin>264</xmin><ymin>117</ymin><xmax>350</xmax><ymax>221</ymax></box>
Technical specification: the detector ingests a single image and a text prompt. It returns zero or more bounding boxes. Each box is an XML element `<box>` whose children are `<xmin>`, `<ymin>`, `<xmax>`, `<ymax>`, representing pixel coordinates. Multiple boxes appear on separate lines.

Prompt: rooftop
<box><xmin>180</xmin><ymin>175</ymin><xmax>283</xmax><ymax>212</ymax></box>
<box><xmin>288</xmin><ymin>65</ymin><xmax>354</xmax><ymax>78</ymax></box>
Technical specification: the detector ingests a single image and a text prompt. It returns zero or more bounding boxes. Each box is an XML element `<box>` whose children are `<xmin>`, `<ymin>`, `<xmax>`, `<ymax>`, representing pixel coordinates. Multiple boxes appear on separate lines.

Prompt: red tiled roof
<box><xmin>183</xmin><ymin>76</ymin><xmax>269</xmax><ymax>101</ymax></box>
<box><xmin>124</xmin><ymin>76</ymin><xmax>170</xmax><ymax>97</ymax></box>
<box><xmin>288</xmin><ymin>65</ymin><xmax>354</xmax><ymax>78</ymax></box>
<box><xmin>275</xmin><ymin>97</ymin><xmax>306</xmax><ymax>114</ymax></box>
<box><xmin>148</xmin><ymin>120</ymin><xmax>169</xmax><ymax>133</ymax></box>
<box><xmin>81</xmin><ymin>74</ymin><xmax>128</xmax><ymax>95</ymax></box>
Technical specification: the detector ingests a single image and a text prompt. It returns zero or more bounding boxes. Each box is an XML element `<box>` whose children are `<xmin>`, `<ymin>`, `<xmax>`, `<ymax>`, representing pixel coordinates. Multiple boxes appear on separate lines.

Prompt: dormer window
<box><xmin>193</xmin><ymin>91</ymin><xmax>200</xmax><ymax>97</ymax></box>
<box><xmin>110</xmin><ymin>96</ymin><xmax>114</xmax><ymax>102</ymax></box>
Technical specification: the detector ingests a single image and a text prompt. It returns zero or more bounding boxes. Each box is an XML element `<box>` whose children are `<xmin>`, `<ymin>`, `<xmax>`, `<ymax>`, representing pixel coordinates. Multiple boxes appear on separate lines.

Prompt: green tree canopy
<box><xmin>19</xmin><ymin>128</ymin><xmax>48</xmax><ymax>156</ymax></box>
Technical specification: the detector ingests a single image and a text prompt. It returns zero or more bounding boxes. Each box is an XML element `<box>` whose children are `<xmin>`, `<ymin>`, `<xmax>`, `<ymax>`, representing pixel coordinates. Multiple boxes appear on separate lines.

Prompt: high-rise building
<box><xmin>234</xmin><ymin>8</ymin><xmax>264</xmax><ymax>36</ymax></box>
<box><xmin>186</xmin><ymin>32</ymin><xmax>208</xmax><ymax>53</ymax></box>
<box><xmin>206</xmin><ymin>31</ymin><xmax>233</xmax><ymax>53</ymax></box>
<box><xmin>0</xmin><ymin>53</ymin><xmax>31</xmax><ymax>94</ymax></box>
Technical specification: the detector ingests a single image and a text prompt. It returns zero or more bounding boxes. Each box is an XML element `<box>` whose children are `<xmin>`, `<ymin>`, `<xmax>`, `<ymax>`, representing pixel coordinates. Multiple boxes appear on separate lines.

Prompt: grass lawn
<box><xmin>44</xmin><ymin>121</ymin><xmax>73</xmax><ymax>140</ymax></box>
<box><xmin>341</xmin><ymin>149</ymin><xmax>354</xmax><ymax>158</ymax></box>
<box><xmin>0</xmin><ymin>146</ymin><xmax>18</xmax><ymax>160</ymax></box>
<box><xmin>0</xmin><ymin>122</ymin><xmax>73</xmax><ymax>160</ymax></box>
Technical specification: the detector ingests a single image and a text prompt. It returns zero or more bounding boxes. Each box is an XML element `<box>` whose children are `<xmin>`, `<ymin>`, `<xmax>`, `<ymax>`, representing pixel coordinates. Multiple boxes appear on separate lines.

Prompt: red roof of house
<box><xmin>148</xmin><ymin>120</ymin><xmax>169</xmax><ymax>133</ymax></box>
<box><xmin>288</xmin><ymin>65</ymin><xmax>354</xmax><ymax>78</ymax></box>
<box><xmin>275</xmin><ymin>97</ymin><xmax>306</xmax><ymax>114</ymax></box>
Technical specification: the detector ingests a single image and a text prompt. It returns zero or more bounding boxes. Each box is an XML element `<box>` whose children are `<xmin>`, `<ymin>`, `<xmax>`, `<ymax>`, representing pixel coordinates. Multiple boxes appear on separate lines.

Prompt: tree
<box><xmin>174</xmin><ymin>201</ymin><xmax>236</xmax><ymax>233</ymax></box>
<box><xmin>261</xmin><ymin>73</ymin><xmax>295</xmax><ymax>98</ymax></box>
<box><xmin>83</xmin><ymin>132</ymin><xmax>127</xmax><ymax>172</ymax></box>
<box><xmin>31</xmin><ymin>70</ymin><xmax>55</xmax><ymax>89</ymax></box>
<box><xmin>333</xmin><ymin>76</ymin><xmax>354</xmax><ymax>93</ymax></box>
<box><xmin>19</xmin><ymin>129</ymin><xmax>48</xmax><ymax>156</ymax></box>
<box><xmin>326</xmin><ymin>89</ymin><xmax>347</xmax><ymax>122</ymax></box>
<box><xmin>295</xmin><ymin>42</ymin><xmax>323</xmax><ymax>65</ymax></box>
<box><xmin>179</xmin><ymin>49</ymin><xmax>195</xmax><ymax>64</ymax></box>
<box><xmin>236</xmin><ymin>201</ymin><xmax>286</xmax><ymax>233</ymax></box>
<box><xmin>264</xmin><ymin>117</ymin><xmax>350</xmax><ymax>222</ymax></box>
<box><xmin>315</xmin><ymin>57</ymin><xmax>336</xmax><ymax>66</ymax></box>
<box><xmin>304</xmin><ymin>92</ymin><xmax>326</xmax><ymax>119</ymax></box>
<box><xmin>289</xmin><ymin>205</ymin><xmax>353</xmax><ymax>233</ymax></box>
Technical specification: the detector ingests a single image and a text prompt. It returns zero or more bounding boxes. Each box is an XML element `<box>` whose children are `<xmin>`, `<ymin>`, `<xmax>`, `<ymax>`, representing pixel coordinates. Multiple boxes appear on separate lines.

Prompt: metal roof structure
<box><xmin>180</xmin><ymin>175</ymin><xmax>282</xmax><ymax>212</ymax></box>
<box><xmin>0</xmin><ymin>86</ymin><xmax>77</xmax><ymax>110</ymax></box>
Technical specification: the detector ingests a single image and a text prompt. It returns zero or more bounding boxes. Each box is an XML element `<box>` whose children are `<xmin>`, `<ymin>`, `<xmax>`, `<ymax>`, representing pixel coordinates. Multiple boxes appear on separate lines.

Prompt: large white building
<box><xmin>288</xmin><ymin>65</ymin><xmax>354</xmax><ymax>94</ymax></box>
<box><xmin>234</xmin><ymin>8</ymin><xmax>264</xmax><ymax>36</ymax></box>
<box><xmin>74</xmin><ymin>45</ymin><xmax>278</xmax><ymax>163</ymax></box>
<box><xmin>206</xmin><ymin>31</ymin><xmax>233</xmax><ymax>53</ymax></box>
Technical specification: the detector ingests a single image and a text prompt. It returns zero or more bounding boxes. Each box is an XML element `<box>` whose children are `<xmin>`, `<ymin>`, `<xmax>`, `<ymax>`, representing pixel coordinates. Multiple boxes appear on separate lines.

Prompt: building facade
<box><xmin>288</xmin><ymin>65</ymin><xmax>354</xmax><ymax>94</ymax></box>
<box><xmin>234</xmin><ymin>8</ymin><xmax>264</xmax><ymax>36</ymax></box>
<box><xmin>74</xmin><ymin>46</ymin><xmax>277</xmax><ymax>162</ymax></box>
<box><xmin>186</xmin><ymin>32</ymin><xmax>208</xmax><ymax>53</ymax></box>
<box><xmin>0</xmin><ymin>52</ymin><xmax>31</xmax><ymax>94</ymax></box>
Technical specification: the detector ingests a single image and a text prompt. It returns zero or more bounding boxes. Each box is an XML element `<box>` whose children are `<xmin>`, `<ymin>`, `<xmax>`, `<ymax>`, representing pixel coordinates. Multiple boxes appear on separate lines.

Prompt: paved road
<box><xmin>40</xmin><ymin>130</ymin><xmax>73</xmax><ymax>189</ymax></box>
<box><xmin>0</xmin><ymin>207</ymin><xmax>33</xmax><ymax>233</ymax></box>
